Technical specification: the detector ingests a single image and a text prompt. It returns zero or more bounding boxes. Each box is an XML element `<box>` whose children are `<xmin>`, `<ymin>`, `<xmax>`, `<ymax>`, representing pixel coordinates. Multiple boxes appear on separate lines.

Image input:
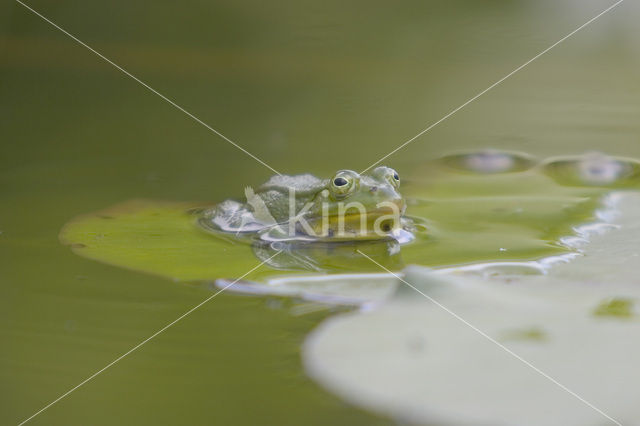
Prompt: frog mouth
<box><xmin>320</xmin><ymin>202</ymin><xmax>403</xmax><ymax>221</ymax></box>
<box><xmin>300</xmin><ymin>201</ymin><xmax>405</xmax><ymax>238</ymax></box>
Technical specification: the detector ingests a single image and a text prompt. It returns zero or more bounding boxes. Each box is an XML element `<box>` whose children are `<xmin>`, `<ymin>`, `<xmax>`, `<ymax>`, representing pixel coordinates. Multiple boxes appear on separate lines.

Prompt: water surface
<box><xmin>3</xmin><ymin>1</ymin><xmax>640</xmax><ymax>424</ymax></box>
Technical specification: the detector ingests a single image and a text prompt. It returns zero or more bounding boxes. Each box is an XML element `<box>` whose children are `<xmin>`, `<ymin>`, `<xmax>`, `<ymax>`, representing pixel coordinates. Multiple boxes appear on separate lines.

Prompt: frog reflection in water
<box><xmin>199</xmin><ymin>166</ymin><xmax>410</xmax><ymax>243</ymax></box>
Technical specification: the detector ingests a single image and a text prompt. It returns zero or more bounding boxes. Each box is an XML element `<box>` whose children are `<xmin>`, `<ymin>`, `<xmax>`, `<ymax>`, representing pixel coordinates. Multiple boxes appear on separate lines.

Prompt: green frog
<box><xmin>198</xmin><ymin>166</ymin><xmax>409</xmax><ymax>242</ymax></box>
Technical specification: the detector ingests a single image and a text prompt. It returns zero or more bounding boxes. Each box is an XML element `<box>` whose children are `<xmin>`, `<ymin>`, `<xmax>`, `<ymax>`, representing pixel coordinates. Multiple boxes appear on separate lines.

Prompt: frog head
<box><xmin>325</xmin><ymin>166</ymin><xmax>403</xmax><ymax>210</ymax></box>
<box><xmin>302</xmin><ymin>166</ymin><xmax>405</xmax><ymax>238</ymax></box>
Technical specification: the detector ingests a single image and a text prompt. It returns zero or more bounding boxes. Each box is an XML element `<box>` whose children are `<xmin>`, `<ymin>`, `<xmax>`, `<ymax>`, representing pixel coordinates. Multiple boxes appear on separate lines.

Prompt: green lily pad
<box><xmin>59</xmin><ymin>161</ymin><xmax>613</xmax><ymax>284</ymax></box>
<box><xmin>209</xmin><ymin>174</ymin><xmax>609</xmax><ymax>304</ymax></box>
<box><xmin>59</xmin><ymin>199</ymin><xmax>261</xmax><ymax>281</ymax></box>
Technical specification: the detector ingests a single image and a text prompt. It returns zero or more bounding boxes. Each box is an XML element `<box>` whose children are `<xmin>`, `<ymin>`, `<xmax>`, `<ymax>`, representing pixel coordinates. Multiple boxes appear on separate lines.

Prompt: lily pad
<box><xmin>211</xmin><ymin>187</ymin><xmax>611</xmax><ymax>305</ymax></box>
<box><xmin>59</xmin><ymin>200</ymin><xmax>261</xmax><ymax>281</ymax></box>
<box><xmin>59</xmin><ymin>162</ymin><xmax>614</xmax><ymax>284</ymax></box>
<box><xmin>303</xmin><ymin>192</ymin><xmax>640</xmax><ymax>426</ymax></box>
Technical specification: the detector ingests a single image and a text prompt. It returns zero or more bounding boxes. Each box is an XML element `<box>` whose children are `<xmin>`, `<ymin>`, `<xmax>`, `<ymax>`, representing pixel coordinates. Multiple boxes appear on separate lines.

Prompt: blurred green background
<box><xmin>2</xmin><ymin>0</ymin><xmax>639</xmax><ymax>424</ymax></box>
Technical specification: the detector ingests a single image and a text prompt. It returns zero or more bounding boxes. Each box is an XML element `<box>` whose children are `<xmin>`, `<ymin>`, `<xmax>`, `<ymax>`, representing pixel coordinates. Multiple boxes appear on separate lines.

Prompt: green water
<box><xmin>3</xmin><ymin>0</ymin><xmax>640</xmax><ymax>424</ymax></box>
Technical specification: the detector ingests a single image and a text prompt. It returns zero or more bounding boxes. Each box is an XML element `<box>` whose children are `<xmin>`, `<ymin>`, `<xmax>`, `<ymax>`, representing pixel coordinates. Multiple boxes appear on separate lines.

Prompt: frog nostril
<box><xmin>370</xmin><ymin>186</ymin><xmax>378</xmax><ymax>193</ymax></box>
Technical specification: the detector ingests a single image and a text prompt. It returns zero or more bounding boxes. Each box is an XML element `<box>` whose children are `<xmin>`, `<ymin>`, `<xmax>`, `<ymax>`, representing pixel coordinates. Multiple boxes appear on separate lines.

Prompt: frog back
<box><xmin>258</xmin><ymin>174</ymin><xmax>327</xmax><ymax>196</ymax></box>
<box><xmin>256</xmin><ymin>174</ymin><xmax>327</xmax><ymax>222</ymax></box>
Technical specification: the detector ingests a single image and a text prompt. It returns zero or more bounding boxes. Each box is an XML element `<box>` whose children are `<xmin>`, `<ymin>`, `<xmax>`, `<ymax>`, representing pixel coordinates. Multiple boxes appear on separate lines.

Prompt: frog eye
<box><xmin>371</xmin><ymin>166</ymin><xmax>400</xmax><ymax>189</ymax></box>
<box><xmin>330</xmin><ymin>170</ymin><xmax>359</xmax><ymax>198</ymax></box>
<box><xmin>334</xmin><ymin>177</ymin><xmax>349</xmax><ymax>187</ymax></box>
<box><xmin>386</xmin><ymin>169</ymin><xmax>400</xmax><ymax>188</ymax></box>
